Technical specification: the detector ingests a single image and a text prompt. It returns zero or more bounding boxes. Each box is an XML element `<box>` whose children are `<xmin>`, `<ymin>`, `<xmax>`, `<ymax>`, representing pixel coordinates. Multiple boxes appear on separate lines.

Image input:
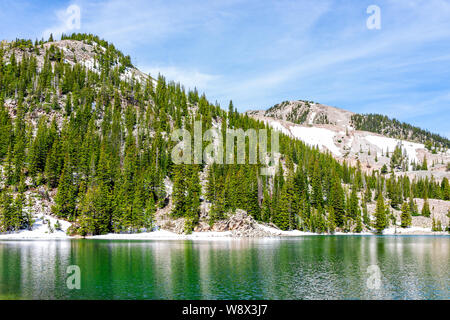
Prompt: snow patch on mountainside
<box><xmin>365</xmin><ymin>135</ymin><xmax>424</xmax><ymax>163</ymax></box>
<box><xmin>80</xmin><ymin>58</ymin><xmax>99</xmax><ymax>74</ymax></box>
<box><xmin>290</xmin><ymin>126</ymin><xmax>342</xmax><ymax>156</ymax></box>
<box><xmin>249</xmin><ymin>111</ymin><xmax>450</xmax><ymax>177</ymax></box>
<box><xmin>262</xmin><ymin>118</ymin><xmax>341</xmax><ymax>156</ymax></box>
<box><xmin>270</xmin><ymin>121</ymin><xmax>291</xmax><ymax>136</ymax></box>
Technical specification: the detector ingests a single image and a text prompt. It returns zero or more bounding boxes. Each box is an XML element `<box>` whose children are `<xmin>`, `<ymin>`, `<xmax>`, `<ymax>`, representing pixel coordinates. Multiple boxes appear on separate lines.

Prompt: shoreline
<box><xmin>0</xmin><ymin>227</ymin><xmax>448</xmax><ymax>241</ymax></box>
<box><xmin>0</xmin><ymin>212</ymin><xmax>447</xmax><ymax>241</ymax></box>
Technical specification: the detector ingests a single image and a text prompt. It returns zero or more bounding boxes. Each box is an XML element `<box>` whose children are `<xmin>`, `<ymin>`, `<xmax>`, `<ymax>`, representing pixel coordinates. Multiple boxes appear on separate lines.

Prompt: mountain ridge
<box><xmin>247</xmin><ymin>100</ymin><xmax>450</xmax><ymax>180</ymax></box>
<box><xmin>248</xmin><ymin>99</ymin><xmax>450</xmax><ymax>148</ymax></box>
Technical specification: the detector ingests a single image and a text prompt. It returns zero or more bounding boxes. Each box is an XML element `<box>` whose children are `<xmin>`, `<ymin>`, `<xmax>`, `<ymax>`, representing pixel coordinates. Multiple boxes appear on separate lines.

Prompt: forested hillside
<box><xmin>351</xmin><ymin>114</ymin><xmax>450</xmax><ymax>150</ymax></box>
<box><xmin>0</xmin><ymin>33</ymin><xmax>449</xmax><ymax>236</ymax></box>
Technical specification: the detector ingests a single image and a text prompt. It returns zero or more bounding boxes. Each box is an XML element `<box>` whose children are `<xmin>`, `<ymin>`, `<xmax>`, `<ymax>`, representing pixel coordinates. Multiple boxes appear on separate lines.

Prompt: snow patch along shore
<box><xmin>0</xmin><ymin>208</ymin><xmax>447</xmax><ymax>240</ymax></box>
<box><xmin>382</xmin><ymin>226</ymin><xmax>447</xmax><ymax>235</ymax></box>
<box><xmin>0</xmin><ymin>214</ymin><xmax>71</xmax><ymax>239</ymax></box>
<box><xmin>1</xmin><ymin>223</ymin><xmax>447</xmax><ymax>240</ymax></box>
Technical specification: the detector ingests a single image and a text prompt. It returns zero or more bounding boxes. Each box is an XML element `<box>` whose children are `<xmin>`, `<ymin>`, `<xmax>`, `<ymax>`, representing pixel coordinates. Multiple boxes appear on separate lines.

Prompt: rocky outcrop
<box><xmin>194</xmin><ymin>209</ymin><xmax>278</xmax><ymax>237</ymax></box>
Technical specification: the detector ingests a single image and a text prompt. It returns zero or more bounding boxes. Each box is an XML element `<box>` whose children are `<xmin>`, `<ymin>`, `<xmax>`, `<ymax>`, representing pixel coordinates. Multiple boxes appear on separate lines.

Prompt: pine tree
<box><xmin>12</xmin><ymin>184</ymin><xmax>26</xmax><ymax>231</ymax></box>
<box><xmin>348</xmin><ymin>186</ymin><xmax>360</xmax><ymax>220</ymax></box>
<box><xmin>362</xmin><ymin>200</ymin><xmax>370</xmax><ymax>226</ymax></box>
<box><xmin>355</xmin><ymin>211</ymin><xmax>363</xmax><ymax>233</ymax></box>
<box><xmin>329</xmin><ymin>172</ymin><xmax>345</xmax><ymax>227</ymax></box>
<box><xmin>315</xmin><ymin>204</ymin><xmax>327</xmax><ymax>233</ymax></box>
<box><xmin>421</xmin><ymin>197</ymin><xmax>431</xmax><ymax>217</ymax></box>
<box><xmin>447</xmin><ymin>209</ymin><xmax>450</xmax><ymax>233</ymax></box>
<box><xmin>421</xmin><ymin>156</ymin><xmax>428</xmax><ymax>170</ymax></box>
<box><xmin>245</xmin><ymin>167</ymin><xmax>261</xmax><ymax>221</ymax></box>
<box><xmin>65</xmin><ymin>94</ymin><xmax>72</xmax><ymax>115</ymax></box>
<box><xmin>228</xmin><ymin>100</ymin><xmax>234</xmax><ymax>126</ymax></box>
<box><xmin>431</xmin><ymin>218</ymin><xmax>442</xmax><ymax>232</ymax></box>
<box><xmin>12</xmin><ymin>104</ymin><xmax>26</xmax><ymax>185</ymax></box>
<box><xmin>441</xmin><ymin>177</ymin><xmax>449</xmax><ymax>200</ymax></box>
<box><xmin>28</xmin><ymin>117</ymin><xmax>49</xmax><ymax>178</ymax></box>
<box><xmin>4</xmin><ymin>144</ymin><xmax>14</xmax><ymax>186</ymax></box>
<box><xmin>131</xmin><ymin>181</ymin><xmax>146</xmax><ymax>232</ymax></box>
<box><xmin>52</xmin><ymin>154</ymin><xmax>76</xmax><ymax>219</ymax></box>
<box><xmin>311</xmin><ymin>160</ymin><xmax>323</xmax><ymax>208</ymax></box>
<box><xmin>171</xmin><ymin>164</ymin><xmax>186</xmax><ymax>218</ymax></box>
<box><xmin>364</xmin><ymin>182</ymin><xmax>372</xmax><ymax>202</ymax></box>
<box><xmin>144</xmin><ymin>195</ymin><xmax>156</xmax><ymax>230</ymax></box>
<box><xmin>374</xmin><ymin>193</ymin><xmax>387</xmax><ymax>233</ymax></box>
<box><xmin>210</xmin><ymin>175</ymin><xmax>226</xmax><ymax>224</ymax></box>
<box><xmin>45</xmin><ymin>138</ymin><xmax>62</xmax><ymax>188</ymax></box>
<box><xmin>400</xmin><ymin>201</ymin><xmax>412</xmax><ymax>228</ymax></box>
<box><xmin>185</xmin><ymin>165</ymin><xmax>201</xmax><ymax>233</ymax></box>
<box><xmin>327</xmin><ymin>206</ymin><xmax>336</xmax><ymax>234</ymax></box>
<box><xmin>408</xmin><ymin>192</ymin><xmax>418</xmax><ymax>216</ymax></box>
<box><xmin>261</xmin><ymin>187</ymin><xmax>272</xmax><ymax>223</ymax></box>
<box><xmin>274</xmin><ymin>184</ymin><xmax>291</xmax><ymax>231</ymax></box>
<box><xmin>205</xmin><ymin>165</ymin><xmax>216</xmax><ymax>203</ymax></box>
<box><xmin>224</xmin><ymin>169</ymin><xmax>238</xmax><ymax>212</ymax></box>
<box><xmin>0</xmin><ymin>190</ymin><xmax>15</xmax><ymax>232</ymax></box>
<box><xmin>0</xmin><ymin>101</ymin><xmax>12</xmax><ymax>159</ymax></box>
<box><xmin>24</xmin><ymin>195</ymin><xmax>35</xmax><ymax>230</ymax></box>
<box><xmin>78</xmin><ymin>186</ymin><xmax>98</xmax><ymax>236</ymax></box>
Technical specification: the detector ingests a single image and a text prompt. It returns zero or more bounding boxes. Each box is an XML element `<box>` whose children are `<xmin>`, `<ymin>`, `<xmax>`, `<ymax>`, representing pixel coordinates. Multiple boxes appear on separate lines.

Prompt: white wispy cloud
<box><xmin>219</xmin><ymin>0</ymin><xmax>450</xmax><ymax>98</ymax></box>
<box><xmin>76</xmin><ymin>0</ymin><xmax>246</xmax><ymax>47</ymax></box>
<box><xmin>42</xmin><ymin>3</ymin><xmax>81</xmax><ymax>39</ymax></box>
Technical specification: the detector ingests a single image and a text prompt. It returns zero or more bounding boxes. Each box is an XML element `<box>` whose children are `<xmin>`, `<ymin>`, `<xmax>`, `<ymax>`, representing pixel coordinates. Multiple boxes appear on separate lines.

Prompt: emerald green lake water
<box><xmin>0</xmin><ymin>236</ymin><xmax>448</xmax><ymax>300</ymax></box>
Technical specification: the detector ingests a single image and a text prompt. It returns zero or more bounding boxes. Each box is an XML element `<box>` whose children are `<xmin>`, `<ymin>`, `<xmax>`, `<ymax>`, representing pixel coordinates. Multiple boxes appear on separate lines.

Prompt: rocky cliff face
<box><xmin>248</xmin><ymin>100</ymin><xmax>354</xmax><ymax>127</ymax></box>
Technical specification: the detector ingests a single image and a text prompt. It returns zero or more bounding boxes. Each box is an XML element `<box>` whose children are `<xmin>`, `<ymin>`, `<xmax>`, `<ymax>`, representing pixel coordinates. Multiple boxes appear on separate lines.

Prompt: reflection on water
<box><xmin>0</xmin><ymin>236</ymin><xmax>448</xmax><ymax>299</ymax></box>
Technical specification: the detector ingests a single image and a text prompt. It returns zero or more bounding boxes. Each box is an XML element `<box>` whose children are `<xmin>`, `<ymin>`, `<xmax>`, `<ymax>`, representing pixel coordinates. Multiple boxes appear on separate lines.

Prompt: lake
<box><xmin>0</xmin><ymin>236</ymin><xmax>448</xmax><ymax>299</ymax></box>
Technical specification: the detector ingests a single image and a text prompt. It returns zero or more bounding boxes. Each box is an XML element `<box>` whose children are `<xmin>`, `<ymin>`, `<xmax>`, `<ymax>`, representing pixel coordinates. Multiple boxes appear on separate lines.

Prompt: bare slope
<box><xmin>248</xmin><ymin>100</ymin><xmax>450</xmax><ymax>179</ymax></box>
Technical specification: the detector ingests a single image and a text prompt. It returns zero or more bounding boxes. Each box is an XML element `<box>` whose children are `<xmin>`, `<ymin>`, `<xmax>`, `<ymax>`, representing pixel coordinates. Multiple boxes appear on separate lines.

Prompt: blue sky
<box><xmin>1</xmin><ymin>0</ymin><xmax>450</xmax><ymax>137</ymax></box>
